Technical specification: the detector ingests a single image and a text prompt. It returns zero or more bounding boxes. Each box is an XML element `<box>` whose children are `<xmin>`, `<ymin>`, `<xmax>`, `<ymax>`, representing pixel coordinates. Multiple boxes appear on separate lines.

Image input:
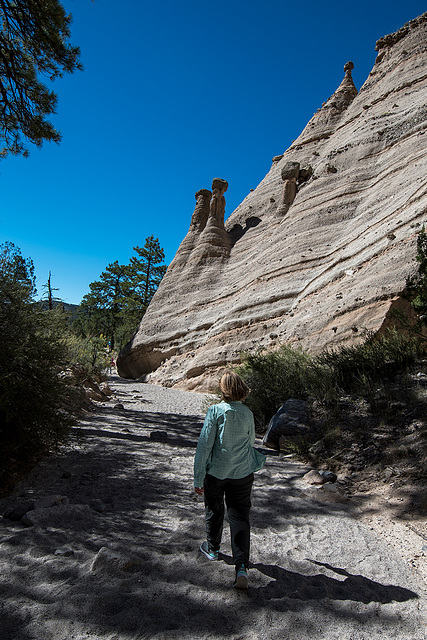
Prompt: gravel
<box><xmin>108</xmin><ymin>374</ymin><xmax>213</xmax><ymax>417</ymax></box>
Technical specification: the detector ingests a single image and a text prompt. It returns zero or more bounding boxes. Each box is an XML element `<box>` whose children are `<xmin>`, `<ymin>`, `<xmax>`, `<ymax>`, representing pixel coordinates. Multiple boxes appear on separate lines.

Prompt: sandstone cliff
<box><xmin>118</xmin><ymin>13</ymin><xmax>427</xmax><ymax>390</ymax></box>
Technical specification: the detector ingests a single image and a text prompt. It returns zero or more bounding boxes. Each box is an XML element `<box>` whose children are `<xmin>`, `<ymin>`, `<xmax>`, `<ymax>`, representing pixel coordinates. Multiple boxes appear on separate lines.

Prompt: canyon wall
<box><xmin>118</xmin><ymin>13</ymin><xmax>427</xmax><ymax>390</ymax></box>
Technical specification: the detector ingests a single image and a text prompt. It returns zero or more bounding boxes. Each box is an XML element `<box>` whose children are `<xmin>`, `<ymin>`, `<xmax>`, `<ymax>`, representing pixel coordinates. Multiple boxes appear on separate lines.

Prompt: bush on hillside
<box><xmin>64</xmin><ymin>332</ymin><xmax>111</xmax><ymax>379</ymax></box>
<box><xmin>406</xmin><ymin>224</ymin><xmax>427</xmax><ymax>322</ymax></box>
<box><xmin>236</xmin><ymin>346</ymin><xmax>315</xmax><ymax>427</ymax></box>
<box><xmin>237</xmin><ymin>330</ymin><xmax>424</xmax><ymax>429</ymax></box>
<box><xmin>0</xmin><ymin>243</ymin><xmax>74</xmax><ymax>492</ymax></box>
<box><xmin>316</xmin><ymin>329</ymin><xmax>424</xmax><ymax>394</ymax></box>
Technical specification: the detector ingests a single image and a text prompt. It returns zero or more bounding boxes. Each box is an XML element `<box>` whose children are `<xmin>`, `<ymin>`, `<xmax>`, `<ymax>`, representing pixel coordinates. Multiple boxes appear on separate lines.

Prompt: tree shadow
<box><xmin>320</xmin><ymin>376</ymin><xmax>427</xmax><ymax>520</ymax></box>
<box><xmin>0</xmin><ymin>396</ymin><xmax>423</xmax><ymax>639</ymax></box>
<box><xmin>0</xmin><ymin>608</ymin><xmax>34</xmax><ymax>640</ymax></box>
<box><xmin>75</xmin><ymin>403</ymin><xmax>203</xmax><ymax>449</ymax></box>
<box><xmin>250</xmin><ymin>460</ymin><xmax>357</xmax><ymax>536</ymax></box>
<box><xmin>250</xmin><ymin>559</ymin><xmax>418</xmax><ymax>604</ymax></box>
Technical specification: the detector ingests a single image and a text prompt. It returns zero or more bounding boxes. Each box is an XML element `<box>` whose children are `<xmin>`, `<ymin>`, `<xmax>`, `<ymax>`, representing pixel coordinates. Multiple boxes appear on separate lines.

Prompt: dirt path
<box><xmin>1</xmin><ymin>376</ymin><xmax>426</xmax><ymax>640</ymax></box>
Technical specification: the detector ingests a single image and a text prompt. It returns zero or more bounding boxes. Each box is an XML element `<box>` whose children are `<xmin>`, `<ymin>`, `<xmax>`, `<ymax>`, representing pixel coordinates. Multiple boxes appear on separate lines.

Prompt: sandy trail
<box><xmin>1</xmin><ymin>376</ymin><xmax>426</xmax><ymax>640</ymax></box>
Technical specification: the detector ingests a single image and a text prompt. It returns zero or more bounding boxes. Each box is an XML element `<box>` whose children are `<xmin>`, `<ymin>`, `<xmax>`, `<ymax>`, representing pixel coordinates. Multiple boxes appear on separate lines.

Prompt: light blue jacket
<box><xmin>194</xmin><ymin>401</ymin><xmax>266</xmax><ymax>487</ymax></box>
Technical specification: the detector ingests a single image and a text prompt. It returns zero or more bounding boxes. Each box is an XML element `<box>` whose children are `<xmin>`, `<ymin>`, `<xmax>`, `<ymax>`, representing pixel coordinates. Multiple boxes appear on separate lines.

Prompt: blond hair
<box><xmin>220</xmin><ymin>371</ymin><xmax>250</xmax><ymax>402</ymax></box>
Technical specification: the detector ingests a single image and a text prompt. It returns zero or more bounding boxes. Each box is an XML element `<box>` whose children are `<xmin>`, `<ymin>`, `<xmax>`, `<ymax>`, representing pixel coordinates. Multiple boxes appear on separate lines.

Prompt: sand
<box><xmin>1</xmin><ymin>375</ymin><xmax>426</xmax><ymax>640</ymax></box>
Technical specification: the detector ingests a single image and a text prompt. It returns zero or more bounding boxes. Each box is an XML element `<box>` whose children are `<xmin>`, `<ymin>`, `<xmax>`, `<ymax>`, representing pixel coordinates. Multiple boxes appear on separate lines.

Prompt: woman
<box><xmin>194</xmin><ymin>371</ymin><xmax>266</xmax><ymax>589</ymax></box>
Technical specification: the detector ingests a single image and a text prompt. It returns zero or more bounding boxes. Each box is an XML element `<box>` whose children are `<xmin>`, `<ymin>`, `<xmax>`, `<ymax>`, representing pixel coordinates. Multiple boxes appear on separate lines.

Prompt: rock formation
<box><xmin>118</xmin><ymin>13</ymin><xmax>427</xmax><ymax>390</ymax></box>
<box><xmin>276</xmin><ymin>161</ymin><xmax>300</xmax><ymax>217</ymax></box>
<box><xmin>166</xmin><ymin>188</ymin><xmax>212</xmax><ymax>272</ymax></box>
<box><xmin>189</xmin><ymin>178</ymin><xmax>231</xmax><ymax>263</ymax></box>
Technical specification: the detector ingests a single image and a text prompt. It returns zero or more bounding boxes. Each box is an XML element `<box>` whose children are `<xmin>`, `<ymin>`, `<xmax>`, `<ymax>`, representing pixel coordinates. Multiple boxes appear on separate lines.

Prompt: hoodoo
<box><xmin>118</xmin><ymin>14</ymin><xmax>427</xmax><ymax>390</ymax></box>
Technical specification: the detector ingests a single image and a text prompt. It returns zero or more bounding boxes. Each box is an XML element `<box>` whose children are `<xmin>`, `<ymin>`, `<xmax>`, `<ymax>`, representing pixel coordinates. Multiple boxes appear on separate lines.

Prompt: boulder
<box><xmin>2</xmin><ymin>501</ymin><xmax>34</xmax><ymax>521</ymax></box>
<box><xmin>313</xmin><ymin>484</ymin><xmax>348</xmax><ymax>503</ymax></box>
<box><xmin>319</xmin><ymin>470</ymin><xmax>338</xmax><ymax>483</ymax></box>
<box><xmin>303</xmin><ymin>470</ymin><xmax>325</xmax><ymax>485</ymax></box>
<box><xmin>303</xmin><ymin>469</ymin><xmax>338</xmax><ymax>485</ymax></box>
<box><xmin>281</xmin><ymin>161</ymin><xmax>300</xmax><ymax>180</ymax></box>
<box><xmin>262</xmin><ymin>399</ymin><xmax>310</xmax><ymax>450</ymax></box>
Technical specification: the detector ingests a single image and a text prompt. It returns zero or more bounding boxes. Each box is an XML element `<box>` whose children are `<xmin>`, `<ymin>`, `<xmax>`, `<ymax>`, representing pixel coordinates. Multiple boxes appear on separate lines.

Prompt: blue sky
<box><xmin>1</xmin><ymin>0</ymin><xmax>426</xmax><ymax>304</ymax></box>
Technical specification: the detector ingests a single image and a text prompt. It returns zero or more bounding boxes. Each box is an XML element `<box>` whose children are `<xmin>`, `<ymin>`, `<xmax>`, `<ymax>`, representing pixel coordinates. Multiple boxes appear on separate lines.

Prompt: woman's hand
<box><xmin>194</xmin><ymin>487</ymin><xmax>204</xmax><ymax>496</ymax></box>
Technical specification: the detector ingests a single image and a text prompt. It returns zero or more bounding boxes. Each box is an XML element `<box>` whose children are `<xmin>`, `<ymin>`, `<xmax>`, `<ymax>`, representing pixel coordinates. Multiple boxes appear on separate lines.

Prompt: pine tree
<box><xmin>0</xmin><ymin>0</ymin><xmax>82</xmax><ymax>158</ymax></box>
<box><xmin>78</xmin><ymin>261</ymin><xmax>133</xmax><ymax>351</ymax></box>
<box><xmin>130</xmin><ymin>235</ymin><xmax>167</xmax><ymax>307</ymax></box>
<box><xmin>75</xmin><ymin>238</ymin><xmax>167</xmax><ymax>351</ymax></box>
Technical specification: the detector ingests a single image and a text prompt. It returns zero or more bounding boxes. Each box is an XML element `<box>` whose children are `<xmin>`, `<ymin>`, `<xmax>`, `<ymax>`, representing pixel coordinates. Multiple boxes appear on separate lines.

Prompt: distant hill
<box><xmin>37</xmin><ymin>300</ymin><xmax>80</xmax><ymax>319</ymax></box>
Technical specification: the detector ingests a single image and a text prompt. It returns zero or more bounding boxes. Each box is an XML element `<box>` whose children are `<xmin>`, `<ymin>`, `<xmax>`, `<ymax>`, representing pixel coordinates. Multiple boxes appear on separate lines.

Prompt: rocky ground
<box><xmin>304</xmin><ymin>367</ymin><xmax>427</xmax><ymax>585</ymax></box>
<box><xmin>1</xmin><ymin>375</ymin><xmax>427</xmax><ymax>640</ymax></box>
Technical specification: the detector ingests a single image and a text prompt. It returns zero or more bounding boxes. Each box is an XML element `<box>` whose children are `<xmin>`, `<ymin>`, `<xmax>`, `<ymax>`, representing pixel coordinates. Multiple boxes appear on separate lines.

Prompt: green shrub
<box><xmin>0</xmin><ymin>243</ymin><xmax>75</xmax><ymax>492</ymax></box>
<box><xmin>64</xmin><ymin>332</ymin><xmax>110</xmax><ymax>377</ymax></box>
<box><xmin>236</xmin><ymin>345</ymin><xmax>314</xmax><ymax>427</ymax></box>
<box><xmin>406</xmin><ymin>224</ymin><xmax>427</xmax><ymax>322</ymax></box>
<box><xmin>237</xmin><ymin>330</ymin><xmax>423</xmax><ymax>429</ymax></box>
<box><xmin>316</xmin><ymin>330</ymin><xmax>423</xmax><ymax>394</ymax></box>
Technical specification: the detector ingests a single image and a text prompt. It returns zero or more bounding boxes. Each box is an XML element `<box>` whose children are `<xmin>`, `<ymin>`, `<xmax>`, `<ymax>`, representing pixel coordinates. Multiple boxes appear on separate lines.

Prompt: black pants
<box><xmin>204</xmin><ymin>473</ymin><xmax>254</xmax><ymax>567</ymax></box>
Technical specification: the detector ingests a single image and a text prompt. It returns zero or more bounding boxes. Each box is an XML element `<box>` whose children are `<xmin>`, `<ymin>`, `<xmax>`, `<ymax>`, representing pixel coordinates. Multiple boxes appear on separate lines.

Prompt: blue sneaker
<box><xmin>233</xmin><ymin>563</ymin><xmax>248</xmax><ymax>589</ymax></box>
<box><xmin>200</xmin><ymin>541</ymin><xmax>219</xmax><ymax>560</ymax></box>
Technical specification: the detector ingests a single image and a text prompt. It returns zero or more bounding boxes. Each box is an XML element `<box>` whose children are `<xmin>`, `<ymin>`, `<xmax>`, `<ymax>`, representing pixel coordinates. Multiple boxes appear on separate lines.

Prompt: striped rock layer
<box><xmin>118</xmin><ymin>14</ymin><xmax>427</xmax><ymax>390</ymax></box>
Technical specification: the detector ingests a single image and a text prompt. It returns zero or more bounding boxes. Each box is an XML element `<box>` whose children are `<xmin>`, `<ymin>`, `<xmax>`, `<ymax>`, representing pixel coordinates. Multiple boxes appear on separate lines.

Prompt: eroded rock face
<box><xmin>166</xmin><ymin>188</ymin><xmax>212</xmax><ymax>272</ymax></box>
<box><xmin>190</xmin><ymin>178</ymin><xmax>231</xmax><ymax>263</ymax></box>
<box><xmin>118</xmin><ymin>14</ymin><xmax>427</xmax><ymax>390</ymax></box>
